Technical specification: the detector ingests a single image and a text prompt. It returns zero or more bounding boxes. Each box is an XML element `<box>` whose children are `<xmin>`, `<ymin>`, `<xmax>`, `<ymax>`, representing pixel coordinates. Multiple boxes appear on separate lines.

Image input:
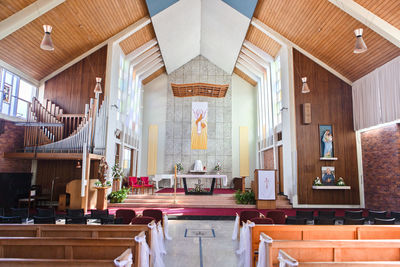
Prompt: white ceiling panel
<box><xmin>150</xmin><ymin>0</ymin><xmax>201</xmax><ymax>74</ymax></box>
<box><xmin>201</xmin><ymin>0</ymin><xmax>251</xmax><ymax>74</ymax></box>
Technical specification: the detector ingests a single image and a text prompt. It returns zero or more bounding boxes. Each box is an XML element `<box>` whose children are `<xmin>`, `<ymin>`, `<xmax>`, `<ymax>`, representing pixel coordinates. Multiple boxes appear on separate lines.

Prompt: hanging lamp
<box><xmin>40</xmin><ymin>25</ymin><xmax>54</xmax><ymax>51</ymax></box>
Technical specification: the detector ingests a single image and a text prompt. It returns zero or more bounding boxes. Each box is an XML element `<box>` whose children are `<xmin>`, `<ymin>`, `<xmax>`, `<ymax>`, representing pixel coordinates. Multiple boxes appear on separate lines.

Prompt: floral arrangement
<box><xmin>214</xmin><ymin>162</ymin><xmax>222</xmax><ymax>172</ymax></box>
<box><xmin>313</xmin><ymin>177</ymin><xmax>323</xmax><ymax>186</ymax></box>
<box><xmin>108</xmin><ymin>187</ymin><xmax>129</xmax><ymax>203</ymax></box>
<box><xmin>176</xmin><ymin>162</ymin><xmax>184</xmax><ymax>172</ymax></box>
<box><xmin>336</xmin><ymin>177</ymin><xmax>346</xmax><ymax>186</ymax></box>
<box><xmin>94</xmin><ymin>180</ymin><xmax>112</xmax><ymax>188</ymax></box>
<box><xmin>111</xmin><ymin>163</ymin><xmax>124</xmax><ymax>180</ymax></box>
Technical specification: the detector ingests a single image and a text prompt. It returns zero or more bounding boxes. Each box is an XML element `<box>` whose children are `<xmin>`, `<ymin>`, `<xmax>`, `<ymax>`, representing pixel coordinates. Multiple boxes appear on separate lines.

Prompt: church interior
<box><xmin>0</xmin><ymin>0</ymin><xmax>399</xmax><ymax>266</ymax></box>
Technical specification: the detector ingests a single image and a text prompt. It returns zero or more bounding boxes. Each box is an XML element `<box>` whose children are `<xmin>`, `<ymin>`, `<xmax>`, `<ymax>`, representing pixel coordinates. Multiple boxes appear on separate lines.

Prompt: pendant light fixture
<box><xmin>93</xmin><ymin>77</ymin><xmax>103</xmax><ymax>94</ymax></box>
<box><xmin>353</xmin><ymin>28</ymin><xmax>367</xmax><ymax>54</ymax></box>
<box><xmin>40</xmin><ymin>25</ymin><xmax>54</xmax><ymax>51</ymax></box>
<box><xmin>301</xmin><ymin>77</ymin><xmax>310</xmax><ymax>94</ymax></box>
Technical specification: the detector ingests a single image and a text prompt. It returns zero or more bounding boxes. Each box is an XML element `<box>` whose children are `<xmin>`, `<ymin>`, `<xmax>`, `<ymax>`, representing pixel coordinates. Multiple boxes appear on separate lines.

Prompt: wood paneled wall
<box><xmin>44</xmin><ymin>46</ymin><xmax>107</xmax><ymax>114</ymax></box>
<box><xmin>293</xmin><ymin>49</ymin><xmax>359</xmax><ymax>205</ymax></box>
<box><xmin>36</xmin><ymin>160</ymin><xmax>99</xmax><ymax>201</ymax></box>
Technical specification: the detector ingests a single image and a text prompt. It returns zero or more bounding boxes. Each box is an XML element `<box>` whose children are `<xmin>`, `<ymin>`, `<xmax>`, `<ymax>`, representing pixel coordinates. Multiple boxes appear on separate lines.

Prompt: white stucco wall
<box><xmin>231</xmin><ymin>74</ymin><xmax>257</xmax><ymax>186</ymax></box>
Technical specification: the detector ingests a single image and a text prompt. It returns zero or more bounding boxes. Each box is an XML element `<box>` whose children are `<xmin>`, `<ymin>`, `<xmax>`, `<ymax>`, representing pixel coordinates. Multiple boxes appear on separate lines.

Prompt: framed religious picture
<box><xmin>2</xmin><ymin>83</ymin><xmax>11</xmax><ymax>104</ymax></box>
<box><xmin>321</xmin><ymin>166</ymin><xmax>335</xmax><ymax>185</ymax></box>
<box><xmin>319</xmin><ymin>124</ymin><xmax>334</xmax><ymax>159</ymax></box>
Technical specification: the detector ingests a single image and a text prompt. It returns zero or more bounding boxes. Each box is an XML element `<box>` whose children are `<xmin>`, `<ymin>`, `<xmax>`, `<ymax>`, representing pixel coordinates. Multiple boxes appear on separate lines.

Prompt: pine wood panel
<box><xmin>233</xmin><ymin>67</ymin><xmax>257</xmax><ymax>86</ymax></box>
<box><xmin>120</xmin><ymin>24</ymin><xmax>156</xmax><ymax>55</ymax></box>
<box><xmin>293</xmin><ymin>49</ymin><xmax>359</xmax><ymax>205</ymax></box>
<box><xmin>171</xmin><ymin>83</ymin><xmax>229</xmax><ymax>98</ymax></box>
<box><xmin>142</xmin><ymin>66</ymin><xmax>165</xmax><ymax>85</ymax></box>
<box><xmin>0</xmin><ymin>0</ymin><xmax>148</xmax><ymax>80</ymax></box>
<box><xmin>0</xmin><ymin>0</ymin><xmax>36</xmax><ymax>21</ymax></box>
<box><xmin>355</xmin><ymin>0</ymin><xmax>400</xmax><ymax>29</ymax></box>
<box><xmin>44</xmin><ymin>45</ymin><xmax>107</xmax><ymax>114</ymax></box>
<box><xmin>245</xmin><ymin>25</ymin><xmax>281</xmax><ymax>58</ymax></box>
<box><xmin>254</xmin><ymin>0</ymin><xmax>400</xmax><ymax>82</ymax></box>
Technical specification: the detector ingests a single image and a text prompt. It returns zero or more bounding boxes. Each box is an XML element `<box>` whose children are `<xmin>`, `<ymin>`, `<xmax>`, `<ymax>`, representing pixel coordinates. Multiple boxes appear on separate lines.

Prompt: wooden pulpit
<box><xmin>254</xmin><ymin>169</ymin><xmax>277</xmax><ymax>209</ymax></box>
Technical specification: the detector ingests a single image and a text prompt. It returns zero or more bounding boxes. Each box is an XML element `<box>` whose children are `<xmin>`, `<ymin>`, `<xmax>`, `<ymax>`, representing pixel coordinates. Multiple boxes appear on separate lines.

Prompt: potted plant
<box><xmin>108</xmin><ymin>187</ymin><xmax>129</xmax><ymax>203</ymax></box>
<box><xmin>313</xmin><ymin>177</ymin><xmax>323</xmax><ymax>186</ymax></box>
<box><xmin>94</xmin><ymin>180</ymin><xmax>112</xmax><ymax>188</ymax></box>
<box><xmin>336</xmin><ymin>177</ymin><xmax>346</xmax><ymax>186</ymax></box>
<box><xmin>112</xmin><ymin>163</ymin><xmax>124</xmax><ymax>181</ymax></box>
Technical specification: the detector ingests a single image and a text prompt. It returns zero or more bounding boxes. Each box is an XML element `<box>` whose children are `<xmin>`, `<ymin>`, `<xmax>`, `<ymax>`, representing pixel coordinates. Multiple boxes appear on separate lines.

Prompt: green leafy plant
<box><xmin>336</xmin><ymin>177</ymin><xmax>346</xmax><ymax>186</ymax></box>
<box><xmin>108</xmin><ymin>187</ymin><xmax>129</xmax><ymax>203</ymax></box>
<box><xmin>112</xmin><ymin>163</ymin><xmax>124</xmax><ymax>180</ymax></box>
<box><xmin>313</xmin><ymin>177</ymin><xmax>322</xmax><ymax>186</ymax></box>
<box><xmin>234</xmin><ymin>190</ymin><xmax>256</xmax><ymax>205</ymax></box>
<box><xmin>176</xmin><ymin>162</ymin><xmax>183</xmax><ymax>172</ymax></box>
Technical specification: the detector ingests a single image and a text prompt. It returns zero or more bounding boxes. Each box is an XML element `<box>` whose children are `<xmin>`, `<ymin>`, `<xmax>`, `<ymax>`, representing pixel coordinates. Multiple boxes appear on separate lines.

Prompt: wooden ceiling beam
<box><xmin>140</xmin><ymin>62</ymin><xmax>165</xmax><ymax>80</ymax></box>
<box><xmin>242</xmin><ymin>47</ymin><xmax>270</xmax><ymax>69</ymax></box>
<box><xmin>243</xmin><ymin>40</ymin><xmax>274</xmax><ymax>63</ymax></box>
<box><xmin>239</xmin><ymin>53</ymin><xmax>265</xmax><ymax>73</ymax></box>
<box><xmin>0</xmin><ymin>0</ymin><xmax>65</xmax><ymax>41</ymax></box>
<box><xmin>137</xmin><ymin>57</ymin><xmax>163</xmax><ymax>76</ymax></box>
<box><xmin>134</xmin><ymin>52</ymin><xmax>162</xmax><ymax>72</ymax></box>
<box><xmin>236</xmin><ymin>62</ymin><xmax>260</xmax><ymax>82</ymax></box>
<box><xmin>251</xmin><ymin>18</ymin><xmax>352</xmax><ymax>85</ymax></box>
<box><xmin>329</xmin><ymin>0</ymin><xmax>400</xmax><ymax>49</ymax></box>
<box><xmin>237</xmin><ymin>58</ymin><xmax>264</xmax><ymax>77</ymax></box>
<box><xmin>126</xmin><ymin>38</ymin><xmax>157</xmax><ymax>62</ymax></box>
<box><xmin>131</xmin><ymin>46</ymin><xmax>159</xmax><ymax>66</ymax></box>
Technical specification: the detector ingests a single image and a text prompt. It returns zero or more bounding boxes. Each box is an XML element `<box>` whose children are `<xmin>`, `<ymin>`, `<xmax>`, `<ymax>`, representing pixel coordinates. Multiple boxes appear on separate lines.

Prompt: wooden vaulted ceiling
<box><xmin>0</xmin><ymin>0</ymin><xmax>36</xmax><ymax>21</ymax></box>
<box><xmin>0</xmin><ymin>0</ymin><xmax>149</xmax><ymax>81</ymax></box>
<box><xmin>354</xmin><ymin>0</ymin><xmax>400</xmax><ymax>29</ymax></box>
<box><xmin>252</xmin><ymin>0</ymin><xmax>400</xmax><ymax>82</ymax></box>
<box><xmin>119</xmin><ymin>24</ymin><xmax>156</xmax><ymax>55</ymax></box>
<box><xmin>245</xmin><ymin>25</ymin><xmax>281</xmax><ymax>58</ymax></box>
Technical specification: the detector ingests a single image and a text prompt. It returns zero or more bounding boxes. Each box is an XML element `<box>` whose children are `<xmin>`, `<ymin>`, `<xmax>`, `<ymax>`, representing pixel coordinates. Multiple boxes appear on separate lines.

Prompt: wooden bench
<box><xmin>258</xmin><ymin>233</ymin><xmax>400</xmax><ymax>267</ymax></box>
<box><xmin>278</xmin><ymin>249</ymin><xmax>400</xmax><ymax>267</ymax></box>
<box><xmin>0</xmin><ymin>258</ymin><xmax>119</xmax><ymax>266</ymax></box>
<box><xmin>0</xmin><ymin>224</ymin><xmax>151</xmax><ymax>243</ymax></box>
<box><xmin>0</xmin><ymin>236</ymin><xmax>142</xmax><ymax>267</ymax></box>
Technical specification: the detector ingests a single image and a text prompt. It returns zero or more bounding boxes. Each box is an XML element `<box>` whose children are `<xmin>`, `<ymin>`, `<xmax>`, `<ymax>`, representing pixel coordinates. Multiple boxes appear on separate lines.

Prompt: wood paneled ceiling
<box><xmin>245</xmin><ymin>25</ymin><xmax>281</xmax><ymax>58</ymax></box>
<box><xmin>171</xmin><ymin>83</ymin><xmax>229</xmax><ymax>98</ymax></box>
<box><xmin>0</xmin><ymin>0</ymin><xmax>36</xmax><ymax>21</ymax></box>
<box><xmin>119</xmin><ymin>24</ymin><xmax>156</xmax><ymax>55</ymax></box>
<box><xmin>233</xmin><ymin>67</ymin><xmax>257</xmax><ymax>87</ymax></box>
<box><xmin>0</xmin><ymin>0</ymin><xmax>149</xmax><ymax>80</ymax></box>
<box><xmin>253</xmin><ymin>0</ymin><xmax>400</xmax><ymax>82</ymax></box>
<box><xmin>354</xmin><ymin>0</ymin><xmax>400</xmax><ymax>29</ymax></box>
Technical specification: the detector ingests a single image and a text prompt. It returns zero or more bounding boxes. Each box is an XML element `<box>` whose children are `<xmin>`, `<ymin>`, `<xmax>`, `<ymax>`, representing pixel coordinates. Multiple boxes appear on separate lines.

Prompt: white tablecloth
<box><xmin>176</xmin><ymin>174</ymin><xmax>228</xmax><ymax>187</ymax></box>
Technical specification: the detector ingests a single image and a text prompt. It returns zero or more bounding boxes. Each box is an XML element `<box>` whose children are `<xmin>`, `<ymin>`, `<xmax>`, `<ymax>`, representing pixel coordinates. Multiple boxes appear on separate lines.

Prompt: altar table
<box><xmin>176</xmin><ymin>174</ymin><xmax>228</xmax><ymax>195</ymax></box>
<box><xmin>152</xmin><ymin>174</ymin><xmax>174</xmax><ymax>189</ymax></box>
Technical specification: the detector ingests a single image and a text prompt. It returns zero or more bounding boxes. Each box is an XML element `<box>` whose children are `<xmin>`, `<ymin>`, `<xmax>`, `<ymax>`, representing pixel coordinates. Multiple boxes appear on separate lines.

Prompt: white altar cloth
<box><xmin>152</xmin><ymin>174</ymin><xmax>174</xmax><ymax>189</ymax></box>
<box><xmin>176</xmin><ymin>174</ymin><xmax>228</xmax><ymax>187</ymax></box>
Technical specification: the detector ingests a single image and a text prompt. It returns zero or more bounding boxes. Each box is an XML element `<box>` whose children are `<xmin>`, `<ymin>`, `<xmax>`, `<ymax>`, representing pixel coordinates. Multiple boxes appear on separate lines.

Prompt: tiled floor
<box><xmin>164</xmin><ymin>220</ymin><xmax>238</xmax><ymax>267</ymax></box>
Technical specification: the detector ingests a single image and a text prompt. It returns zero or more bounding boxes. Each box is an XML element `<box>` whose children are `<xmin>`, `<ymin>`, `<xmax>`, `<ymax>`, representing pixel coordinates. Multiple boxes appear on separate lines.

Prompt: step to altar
<box><xmin>108</xmin><ymin>192</ymin><xmax>293</xmax><ymax>209</ymax></box>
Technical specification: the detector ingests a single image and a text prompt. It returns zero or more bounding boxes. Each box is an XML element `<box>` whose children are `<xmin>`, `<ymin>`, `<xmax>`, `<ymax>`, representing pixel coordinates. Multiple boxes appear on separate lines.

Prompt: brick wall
<box><xmin>361</xmin><ymin>123</ymin><xmax>400</xmax><ymax>211</ymax></box>
<box><xmin>0</xmin><ymin>119</ymin><xmax>31</xmax><ymax>172</ymax></box>
<box><xmin>263</xmin><ymin>148</ymin><xmax>274</xmax><ymax>169</ymax></box>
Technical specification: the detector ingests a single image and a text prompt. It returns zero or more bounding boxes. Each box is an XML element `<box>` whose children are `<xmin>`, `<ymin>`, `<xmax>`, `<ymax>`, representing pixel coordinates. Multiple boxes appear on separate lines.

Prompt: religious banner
<box><xmin>257</xmin><ymin>170</ymin><xmax>276</xmax><ymax>200</ymax></box>
<box><xmin>191</xmin><ymin>102</ymin><xmax>207</xmax><ymax>149</ymax></box>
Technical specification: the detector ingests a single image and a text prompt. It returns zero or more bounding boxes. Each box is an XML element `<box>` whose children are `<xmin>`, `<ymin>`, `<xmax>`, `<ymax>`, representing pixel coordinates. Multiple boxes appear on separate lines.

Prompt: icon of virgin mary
<box><xmin>322</xmin><ymin>130</ymin><xmax>333</xmax><ymax>157</ymax></box>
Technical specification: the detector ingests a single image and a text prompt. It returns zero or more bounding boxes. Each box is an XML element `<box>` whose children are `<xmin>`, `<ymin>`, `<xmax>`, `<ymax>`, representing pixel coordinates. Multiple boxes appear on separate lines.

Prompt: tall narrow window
<box><xmin>273</xmin><ymin>57</ymin><xmax>282</xmax><ymax>126</ymax></box>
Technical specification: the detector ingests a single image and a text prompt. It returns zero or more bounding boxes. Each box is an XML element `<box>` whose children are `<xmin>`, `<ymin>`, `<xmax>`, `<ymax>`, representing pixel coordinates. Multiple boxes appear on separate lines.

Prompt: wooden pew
<box><xmin>278</xmin><ymin>249</ymin><xmax>400</xmax><ymax>267</ymax></box>
<box><xmin>259</xmin><ymin>233</ymin><xmax>400</xmax><ymax>267</ymax></box>
<box><xmin>357</xmin><ymin>226</ymin><xmax>400</xmax><ymax>240</ymax></box>
<box><xmin>0</xmin><ymin>237</ymin><xmax>140</xmax><ymax>267</ymax></box>
<box><xmin>0</xmin><ymin>224</ymin><xmax>151</xmax><ymax>243</ymax></box>
<box><xmin>0</xmin><ymin>258</ymin><xmax>117</xmax><ymax>266</ymax></box>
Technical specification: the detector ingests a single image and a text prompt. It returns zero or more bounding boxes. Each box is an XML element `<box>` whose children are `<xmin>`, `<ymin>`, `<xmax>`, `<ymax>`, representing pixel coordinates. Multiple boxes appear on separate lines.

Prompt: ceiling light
<box><xmin>353</xmin><ymin>28</ymin><xmax>367</xmax><ymax>54</ymax></box>
<box><xmin>188</xmin><ymin>89</ymin><xmax>192</xmax><ymax>92</ymax></box>
<box><xmin>301</xmin><ymin>77</ymin><xmax>310</xmax><ymax>94</ymax></box>
<box><xmin>94</xmin><ymin>77</ymin><xmax>102</xmax><ymax>94</ymax></box>
<box><xmin>40</xmin><ymin>25</ymin><xmax>54</xmax><ymax>51</ymax></box>
<box><xmin>207</xmin><ymin>89</ymin><xmax>212</xmax><ymax>93</ymax></box>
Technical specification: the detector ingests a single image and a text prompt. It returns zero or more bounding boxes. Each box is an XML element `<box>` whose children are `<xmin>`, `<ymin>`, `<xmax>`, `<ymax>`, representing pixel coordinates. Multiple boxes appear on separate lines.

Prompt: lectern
<box><xmin>254</xmin><ymin>169</ymin><xmax>277</xmax><ymax>209</ymax></box>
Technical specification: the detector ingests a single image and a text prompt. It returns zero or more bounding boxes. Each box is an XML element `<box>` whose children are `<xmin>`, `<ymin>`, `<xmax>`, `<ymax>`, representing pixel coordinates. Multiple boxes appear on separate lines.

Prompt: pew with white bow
<box><xmin>148</xmin><ymin>221</ymin><xmax>165</xmax><ymax>267</ymax></box>
<box><xmin>277</xmin><ymin>250</ymin><xmax>298</xmax><ymax>267</ymax></box>
<box><xmin>134</xmin><ymin>231</ymin><xmax>150</xmax><ymax>267</ymax></box>
<box><xmin>256</xmin><ymin>232</ymin><xmax>273</xmax><ymax>267</ymax></box>
<box><xmin>163</xmin><ymin>214</ymin><xmax>172</xmax><ymax>240</ymax></box>
<box><xmin>236</xmin><ymin>220</ymin><xmax>255</xmax><ymax>267</ymax></box>
<box><xmin>232</xmin><ymin>213</ymin><xmax>240</xmax><ymax>240</ymax></box>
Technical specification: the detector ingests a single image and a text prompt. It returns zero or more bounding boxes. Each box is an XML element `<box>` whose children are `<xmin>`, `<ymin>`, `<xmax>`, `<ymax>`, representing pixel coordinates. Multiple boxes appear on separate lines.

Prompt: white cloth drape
<box><xmin>256</xmin><ymin>234</ymin><xmax>272</xmax><ymax>267</ymax></box>
<box><xmin>114</xmin><ymin>249</ymin><xmax>133</xmax><ymax>267</ymax></box>
<box><xmin>163</xmin><ymin>214</ymin><xmax>172</xmax><ymax>240</ymax></box>
<box><xmin>277</xmin><ymin>250</ymin><xmax>298</xmax><ymax>267</ymax></box>
<box><xmin>134</xmin><ymin>234</ymin><xmax>150</xmax><ymax>267</ymax></box>
<box><xmin>232</xmin><ymin>213</ymin><xmax>240</xmax><ymax>240</ymax></box>
<box><xmin>157</xmin><ymin>221</ymin><xmax>167</xmax><ymax>255</ymax></box>
<box><xmin>353</xmin><ymin>55</ymin><xmax>400</xmax><ymax>130</ymax></box>
<box><xmin>148</xmin><ymin>222</ymin><xmax>165</xmax><ymax>267</ymax></box>
<box><xmin>236</xmin><ymin>221</ymin><xmax>255</xmax><ymax>267</ymax></box>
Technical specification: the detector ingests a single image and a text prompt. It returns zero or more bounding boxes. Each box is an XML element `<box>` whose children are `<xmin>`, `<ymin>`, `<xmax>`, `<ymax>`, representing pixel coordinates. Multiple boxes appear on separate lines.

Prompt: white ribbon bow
<box><xmin>232</xmin><ymin>213</ymin><xmax>240</xmax><ymax>240</ymax></box>
<box><xmin>157</xmin><ymin>221</ymin><xmax>167</xmax><ymax>255</ymax></box>
<box><xmin>256</xmin><ymin>234</ymin><xmax>273</xmax><ymax>267</ymax></box>
<box><xmin>163</xmin><ymin>214</ymin><xmax>172</xmax><ymax>240</ymax></box>
<box><xmin>148</xmin><ymin>222</ymin><xmax>165</xmax><ymax>267</ymax></box>
<box><xmin>236</xmin><ymin>221</ymin><xmax>255</xmax><ymax>267</ymax></box>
